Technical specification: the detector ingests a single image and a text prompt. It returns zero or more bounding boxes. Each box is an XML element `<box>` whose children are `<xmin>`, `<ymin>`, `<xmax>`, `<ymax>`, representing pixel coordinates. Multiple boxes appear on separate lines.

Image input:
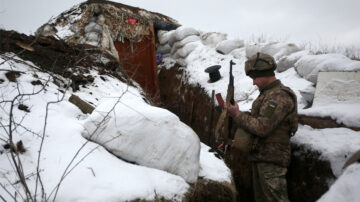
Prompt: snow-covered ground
<box><xmin>0</xmin><ymin>55</ymin><xmax>231</xmax><ymax>201</ymax></box>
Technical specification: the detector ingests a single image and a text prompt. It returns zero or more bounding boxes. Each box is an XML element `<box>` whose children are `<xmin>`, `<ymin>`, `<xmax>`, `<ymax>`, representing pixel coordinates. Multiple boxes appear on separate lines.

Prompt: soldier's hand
<box><xmin>228</xmin><ymin>102</ymin><xmax>239</xmax><ymax>118</ymax></box>
<box><xmin>217</xmin><ymin>142</ymin><xmax>231</xmax><ymax>154</ymax></box>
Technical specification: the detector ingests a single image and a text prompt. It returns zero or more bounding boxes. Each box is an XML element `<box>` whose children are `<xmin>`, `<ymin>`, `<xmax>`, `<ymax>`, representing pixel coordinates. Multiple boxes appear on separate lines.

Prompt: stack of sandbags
<box><xmin>157</xmin><ymin>30</ymin><xmax>174</xmax><ymax>55</ymax></box>
<box><xmin>79</xmin><ymin>14</ymin><xmax>119</xmax><ymax>60</ymax></box>
<box><xmin>245</xmin><ymin>42</ymin><xmax>301</xmax><ymax>73</ymax></box>
<box><xmin>295</xmin><ymin>53</ymin><xmax>360</xmax><ymax>83</ymax></box>
<box><xmin>157</xmin><ymin>26</ymin><xmax>201</xmax><ymax>66</ymax></box>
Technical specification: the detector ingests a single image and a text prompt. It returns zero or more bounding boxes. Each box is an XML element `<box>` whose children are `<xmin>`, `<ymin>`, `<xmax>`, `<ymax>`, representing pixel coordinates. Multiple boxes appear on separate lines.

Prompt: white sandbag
<box><xmin>168</xmin><ymin>26</ymin><xmax>200</xmax><ymax>46</ymax></box>
<box><xmin>176</xmin><ymin>58</ymin><xmax>187</xmax><ymax>67</ymax></box>
<box><xmin>216</xmin><ymin>39</ymin><xmax>244</xmax><ymax>55</ymax></box>
<box><xmin>84</xmin><ymin>22</ymin><xmax>103</xmax><ymax>34</ymax></box>
<box><xmin>261</xmin><ymin>42</ymin><xmax>301</xmax><ymax>60</ymax></box>
<box><xmin>230</xmin><ymin>47</ymin><xmax>246</xmax><ymax>59</ymax></box>
<box><xmin>245</xmin><ymin>42</ymin><xmax>300</xmax><ymax>60</ymax></box>
<box><xmin>171</xmin><ymin>35</ymin><xmax>200</xmax><ymax>55</ymax></box>
<box><xmin>277</xmin><ymin>50</ymin><xmax>309</xmax><ymax>72</ymax></box>
<box><xmin>201</xmin><ymin>32</ymin><xmax>227</xmax><ymax>47</ymax></box>
<box><xmin>173</xmin><ymin>42</ymin><xmax>199</xmax><ymax>59</ymax></box>
<box><xmin>295</xmin><ymin>53</ymin><xmax>360</xmax><ymax>83</ymax></box>
<box><xmin>157</xmin><ymin>44</ymin><xmax>171</xmax><ymax>54</ymax></box>
<box><xmin>157</xmin><ymin>30</ymin><xmax>174</xmax><ymax>45</ymax></box>
<box><xmin>82</xmin><ymin>93</ymin><xmax>201</xmax><ymax>183</ymax></box>
<box><xmin>245</xmin><ymin>44</ymin><xmax>263</xmax><ymax>58</ymax></box>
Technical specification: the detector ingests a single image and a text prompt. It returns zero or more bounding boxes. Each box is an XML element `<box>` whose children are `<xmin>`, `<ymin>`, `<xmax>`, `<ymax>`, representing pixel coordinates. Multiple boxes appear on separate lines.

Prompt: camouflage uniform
<box><xmin>234</xmin><ymin>53</ymin><xmax>298</xmax><ymax>202</ymax></box>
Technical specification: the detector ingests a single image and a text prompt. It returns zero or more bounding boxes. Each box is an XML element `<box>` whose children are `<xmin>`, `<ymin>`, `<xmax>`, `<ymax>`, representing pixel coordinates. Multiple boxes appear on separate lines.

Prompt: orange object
<box><xmin>216</xmin><ymin>93</ymin><xmax>225</xmax><ymax>109</ymax></box>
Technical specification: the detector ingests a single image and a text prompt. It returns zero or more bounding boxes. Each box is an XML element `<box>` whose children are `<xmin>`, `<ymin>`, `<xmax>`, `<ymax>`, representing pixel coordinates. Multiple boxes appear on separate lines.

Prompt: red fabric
<box><xmin>127</xmin><ymin>18</ymin><xmax>137</xmax><ymax>25</ymax></box>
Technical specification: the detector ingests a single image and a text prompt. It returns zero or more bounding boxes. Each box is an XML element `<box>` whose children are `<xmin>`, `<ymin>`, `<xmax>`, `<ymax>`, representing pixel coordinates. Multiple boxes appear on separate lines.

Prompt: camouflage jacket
<box><xmin>234</xmin><ymin>80</ymin><xmax>298</xmax><ymax>167</ymax></box>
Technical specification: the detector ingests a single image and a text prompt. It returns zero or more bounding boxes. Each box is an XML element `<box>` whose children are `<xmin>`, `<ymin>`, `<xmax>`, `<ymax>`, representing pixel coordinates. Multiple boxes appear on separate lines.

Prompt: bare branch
<box><xmin>0</xmin><ymin>183</ymin><xmax>16</xmax><ymax>201</ymax></box>
<box><xmin>48</xmin><ymin>86</ymin><xmax>130</xmax><ymax>201</ymax></box>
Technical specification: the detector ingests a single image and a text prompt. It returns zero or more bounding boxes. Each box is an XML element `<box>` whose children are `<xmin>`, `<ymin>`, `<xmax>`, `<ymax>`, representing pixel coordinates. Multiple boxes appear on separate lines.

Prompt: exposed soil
<box><xmin>299</xmin><ymin>115</ymin><xmax>360</xmax><ymax>131</ymax></box>
<box><xmin>0</xmin><ymin>29</ymin><xmax>133</xmax><ymax>91</ymax></box>
<box><xmin>5</xmin><ymin>70</ymin><xmax>22</xmax><ymax>82</ymax></box>
<box><xmin>158</xmin><ymin>63</ymin><xmax>338</xmax><ymax>202</ymax></box>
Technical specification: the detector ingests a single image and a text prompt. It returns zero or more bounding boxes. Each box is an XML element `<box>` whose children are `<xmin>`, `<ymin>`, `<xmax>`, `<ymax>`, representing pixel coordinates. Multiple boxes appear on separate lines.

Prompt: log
<box><xmin>69</xmin><ymin>94</ymin><xmax>94</xmax><ymax>114</ymax></box>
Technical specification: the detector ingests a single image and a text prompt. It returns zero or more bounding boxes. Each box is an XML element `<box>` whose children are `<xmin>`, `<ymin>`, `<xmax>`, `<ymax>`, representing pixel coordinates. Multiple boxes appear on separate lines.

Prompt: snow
<box><xmin>82</xmin><ymin>90</ymin><xmax>201</xmax><ymax>183</ymax></box>
<box><xmin>173</xmin><ymin>41</ymin><xmax>200</xmax><ymax>59</ymax></box>
<box><xmin>0</xmin><ymin>55</ymin><xmax>231</xmax><ymax>201</ymax></box>
<box><xmin>277</xmin><ymin>50</ymin><xmax>310</xmax><ymax>72</ymax></box>
<box><xmin>245</xmin><ymin>42</ymin><xmax>300</xmax><ymax>60</ymax></box>
<box><xmin>216</xmin><ymin>39</ymin><xmax>245</xmax><ymax>55</ymax></box>
<box><xmin>299</xmin><ymin>72</ymin><xmax>360</xmax><ymax>127</ymax></box>
<box><xmin>291</xmin><ymin>125</ymin><xmax>360</xmax><ymax>177</ymax></box>
<box><xmin>199</xmin><ymin>143</ymin><xmax>231</xmax><ymax>183</ymax></box>
<box><xmin>295</xmin><ymin>53</ymin><xmax>360</xmax><ymax>83</ymax></box>
<box><xmin>317</xmin><ymin>163</ymin><xmax>360</xmax><ymax>202</ymax></box>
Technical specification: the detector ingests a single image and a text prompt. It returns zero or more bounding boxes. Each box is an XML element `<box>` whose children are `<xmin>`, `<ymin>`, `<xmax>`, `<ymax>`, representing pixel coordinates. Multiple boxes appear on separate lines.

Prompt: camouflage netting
<box><xmin>36</xmin><ymin>0</ymin><xmax>180</xmax><ymax>60</ymax></box>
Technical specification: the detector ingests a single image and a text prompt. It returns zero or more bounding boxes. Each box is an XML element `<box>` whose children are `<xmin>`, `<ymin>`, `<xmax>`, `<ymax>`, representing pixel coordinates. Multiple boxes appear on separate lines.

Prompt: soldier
<box><xmin>228</xmin><ymin>52</ymin><xmax>298</xmax><ymax>202</ymax></box>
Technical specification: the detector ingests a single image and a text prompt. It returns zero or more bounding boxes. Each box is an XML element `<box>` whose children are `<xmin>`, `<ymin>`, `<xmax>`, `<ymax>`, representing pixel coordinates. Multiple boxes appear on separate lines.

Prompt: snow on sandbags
<box><xmin>168</xmin><ymin>26</ymin><xmax>200</xmax><ymax>46</ymax></box>
<box><xmin>216</xmin><ymin>39</ymin><xmax>244</xmax><ymax>55</ymax></box>
<box><xmin>295</xmin><ymin>53</ymin><xmax>360</xmax><ymax>83</ymax></box>
<box><xmin>82</xmin><ymin>92</ymin><xmax>201</xmax><ymax>183</ymax></box>
<box><xmin>173</xmin><ymin>42</ymin><xmax>201</xmax><ymax>59</ymax></box>
<box><xmin>261</xmin><ymin>43</ymin><xmax>301</xmax><ymax>60</ymax></box>
<box><xmin>171</xmin><ymin>35</ymin><xmax>200</xmax><ymax>55</ymax></box>
<box><xmin>277</xmin><ymin>50</ymin><xmax>310</xmax><ymax>72</ymax></box>
<box><xmin>245</xmin><ymin>42</ymin><xmax>301</xmax><ymax>60</ymax></box>
<box><xmin>157</xmin><ymin>27</ymin><xmax>201</xmax><ymax>65</ymax></box>
<box><xmin>200</xmin><ymin>32</ymin><xmax>227</xmax><ymax>47</ymax></box>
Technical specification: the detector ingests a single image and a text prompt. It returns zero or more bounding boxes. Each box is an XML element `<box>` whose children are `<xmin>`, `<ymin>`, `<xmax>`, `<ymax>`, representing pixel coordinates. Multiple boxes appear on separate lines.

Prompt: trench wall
<box><xmin>158</xmin><ymin>64</ymin><xmax>335</xmax><ymax>202</ymax></box>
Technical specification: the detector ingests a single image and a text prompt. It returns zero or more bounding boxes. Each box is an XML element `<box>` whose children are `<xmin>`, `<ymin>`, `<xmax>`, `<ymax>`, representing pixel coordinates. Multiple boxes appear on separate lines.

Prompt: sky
<box><xmin>0</xmin><ymin>0</ymin><xmax>360</xmax><ymax>48</ymax></box>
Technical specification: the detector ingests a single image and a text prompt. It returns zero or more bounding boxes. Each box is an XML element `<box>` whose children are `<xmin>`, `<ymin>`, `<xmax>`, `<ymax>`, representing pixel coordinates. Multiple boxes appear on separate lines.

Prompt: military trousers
<box><xmin>252</xmin><ymin>162</ymin><xmax>289</xmax><ymax>202</ymax></box>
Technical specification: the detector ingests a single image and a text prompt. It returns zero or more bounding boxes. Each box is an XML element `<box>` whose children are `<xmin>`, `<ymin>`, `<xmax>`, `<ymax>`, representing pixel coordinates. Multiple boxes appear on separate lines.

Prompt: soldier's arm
<box><xmin>234</xmin><ymin>91</ymin><xmax>294</xmax><ymax>137</ymax></box>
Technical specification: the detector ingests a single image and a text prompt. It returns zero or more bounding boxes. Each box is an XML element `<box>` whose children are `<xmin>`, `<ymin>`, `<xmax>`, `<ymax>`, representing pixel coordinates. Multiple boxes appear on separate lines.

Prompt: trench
<box><xmin>157</xmin><ymin>64</ymin><xmax>337</xmax><ymax>202</ymax></box>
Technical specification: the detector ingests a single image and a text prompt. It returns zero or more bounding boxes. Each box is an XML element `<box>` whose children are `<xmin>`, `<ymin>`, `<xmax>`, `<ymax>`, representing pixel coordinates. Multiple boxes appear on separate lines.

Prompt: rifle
<box><xmin>215</xmin><ymin>60</ymin><xmax>236</xmax><ymax>154</ymax></box>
